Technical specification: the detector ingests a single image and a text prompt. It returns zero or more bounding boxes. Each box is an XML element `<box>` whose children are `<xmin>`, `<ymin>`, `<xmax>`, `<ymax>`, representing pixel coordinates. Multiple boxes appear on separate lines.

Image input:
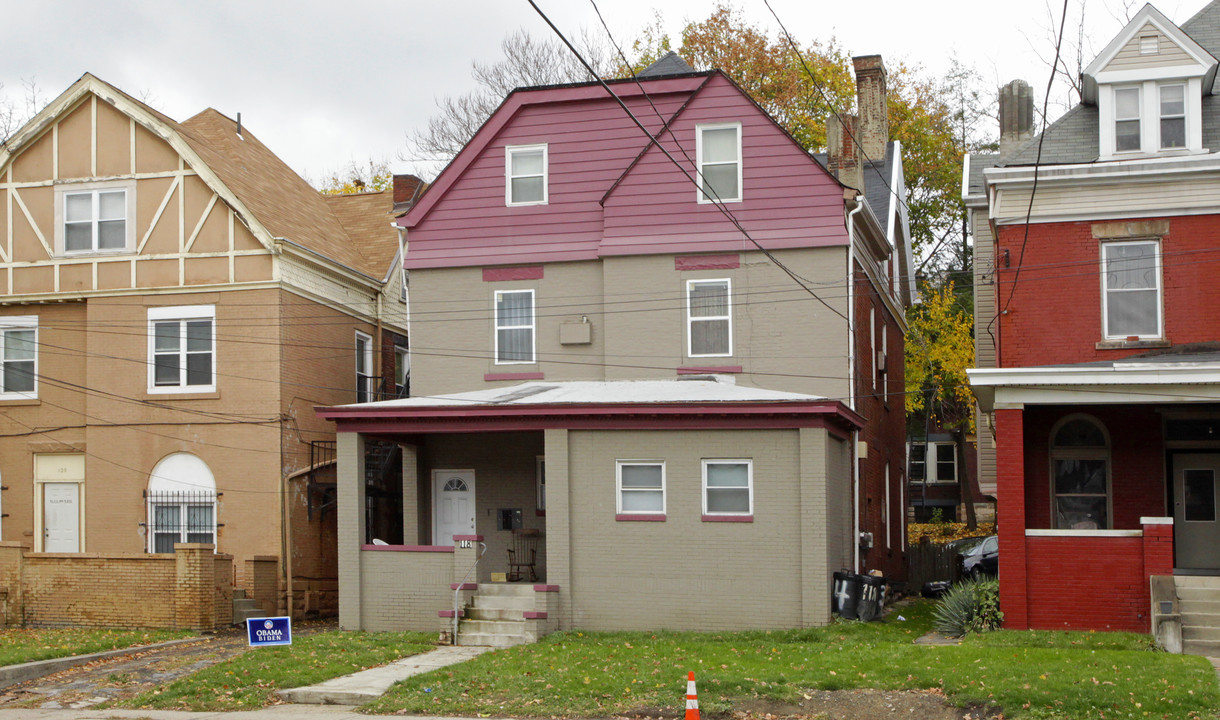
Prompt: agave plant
<box><xmin>933</xmin><ymin>576</ymin><xmax>1003</xmax><ymax>637</ymax></box>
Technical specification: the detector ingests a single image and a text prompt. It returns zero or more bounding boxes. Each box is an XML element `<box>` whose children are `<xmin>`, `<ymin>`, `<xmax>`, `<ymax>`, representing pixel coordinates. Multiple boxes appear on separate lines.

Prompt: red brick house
<box><xmin>967</xmin><ymin>2</ymin><xmax>1220</xmax><ymax>653</ymax></box>
<box><xmin>319</xmin><ymin>54</ymin><xmax>913</xmax><ymax>641</ymax></box>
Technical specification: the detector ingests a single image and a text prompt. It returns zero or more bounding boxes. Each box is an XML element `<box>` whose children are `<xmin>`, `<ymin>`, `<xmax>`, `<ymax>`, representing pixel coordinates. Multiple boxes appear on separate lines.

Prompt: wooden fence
<box><xmin>906</xmin><ymin>537</ymin><xmax>965</xmax><ymax>589</ymax></box>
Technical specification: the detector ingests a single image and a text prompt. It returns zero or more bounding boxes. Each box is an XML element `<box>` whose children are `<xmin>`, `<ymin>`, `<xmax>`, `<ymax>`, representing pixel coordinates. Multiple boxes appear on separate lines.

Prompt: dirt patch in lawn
<box><xmin>626</xmin><ymin>689</ymin><xmax>1003</xmax><ymax>720</ymax></box>
<box><xmin>0</xmin><ymin>619</ymin><xmax>336</xmax><ymax>710</ymax></box>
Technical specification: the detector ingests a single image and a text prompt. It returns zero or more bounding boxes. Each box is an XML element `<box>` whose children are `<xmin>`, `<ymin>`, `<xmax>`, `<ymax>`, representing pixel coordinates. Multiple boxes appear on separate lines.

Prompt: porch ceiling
<box><xmin>969</xmin><ymin>359</ymin><xmax>1220</xmax><ymax>411</ymax></box>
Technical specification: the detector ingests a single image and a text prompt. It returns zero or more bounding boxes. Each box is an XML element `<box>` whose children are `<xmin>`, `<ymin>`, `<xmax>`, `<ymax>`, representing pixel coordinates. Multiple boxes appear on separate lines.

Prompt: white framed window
<box><xmin>494</xmin><ymin>289</ymin><xmax>535</xmax><ymax>364</ymax></box>
<box><xmin>869</xmin><ymin>306</ymin><xmax>877</xmax><ymax>391</ymax></box>
<box><xmin>616</xmin><ymin>461</ymin><xmax>665</xmax><ymax>515</ymax></box>
<box><xmin>146</xmin><ymin>452</ymin><xmax>217</xmax><ymax>553</ymax></box>
<box><xmin>1159</xmin><ymin>84</ymin><xmax>1186</xmax><ymax>149</ymax></box>
<box><xmin>506</xmin><ymin>144</ymin><xmax>548</xmax><ymax>206</ymax></box>
<box><xmin>1114</xmin><ymin>86</ymin><xmax>1141</xmax><ymax>152</ymax></box>
<box><xmin>687</xmin><ymin>279</ymin><xmax>731</xmax><ymax>357</ymax></box>
<box><xmin>0</xmin><ymin>316</ymin><xmax>37</xmax><ymax>399</ymax></box>
<box><xmin>1102</xmin><ymin>240</ymin><xmax>1162</xmax><ymax>339</ymax></box>
<box><xmin>909</xmin><ymin>442</ymin><xmax>957</xmax><ymax>484</ymax></box>
<box><xmin>55</xmin><ymin>182</ymin><xmax>136</xmax><ymax>255</ymax></box>
<box><xmin>356</xmin><ymin>331</ymin><xmax>374</xmax><ymax>402</ymax></box>
<box><xmin>1050</xmin><ymin>415</ymin><xmax>1111</xmax><ymax>529</ymax></box>
<box><xmin>393</xmin><ymin>345</ymin><xmax>409</xmax><ymax>398</ymax></box>
<box><xmin>696</xmin><ymin>123</ymin><xmax>742</xmax><ymax>203</ymax></box>
<box><xmin>702</xmin><ymin>459</ymin><xmax>752</xmax><ymax>516</ymax></box>
<box><xmin>148</xmin><ymin>306</ymin><xmax>215</xmax><ymax>393</ymax></box>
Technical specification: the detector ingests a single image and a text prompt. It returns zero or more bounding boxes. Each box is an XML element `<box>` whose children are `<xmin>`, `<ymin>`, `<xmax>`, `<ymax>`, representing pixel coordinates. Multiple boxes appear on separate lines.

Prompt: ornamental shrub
<box><xmin>933</xmin><ymin>576</ymin><xmax>1003</xmax><ymax>637</ymax></box>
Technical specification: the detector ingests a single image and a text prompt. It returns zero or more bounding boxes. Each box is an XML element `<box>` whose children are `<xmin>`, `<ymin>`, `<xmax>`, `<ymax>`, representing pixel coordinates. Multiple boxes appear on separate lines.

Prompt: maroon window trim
<box><xmin>675</xmin><ymin>254</ymin><xmax>741</xmax><ymax>271</ymax></box>
<box><xmin>701</xmin><ymin>514</ymin><xmax>754</xmax><ymax>523</ymax></box>
<box><xmin>615</xmin><ymin>513</ymin><xmax>667</xmax><ymax>522</ymax></box>
<box><xmin>483</xmin><ymin>266</ymin><xmax>543</xmax><ymax>282</ymax></box>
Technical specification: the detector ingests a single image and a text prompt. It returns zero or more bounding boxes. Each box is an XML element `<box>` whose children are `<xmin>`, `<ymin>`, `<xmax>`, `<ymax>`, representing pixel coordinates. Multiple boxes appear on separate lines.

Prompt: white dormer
<box><xmin>1084</xmin><ymin>3</ymin><xmax>1218</xmax><ymax>160</ymax></box>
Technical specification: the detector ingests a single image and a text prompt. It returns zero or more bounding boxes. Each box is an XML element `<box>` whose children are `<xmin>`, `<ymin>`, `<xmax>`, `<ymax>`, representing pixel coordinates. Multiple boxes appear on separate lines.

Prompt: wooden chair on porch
<box><xmin>507</xmin><ymin>528</ymin><xmax>541</xmax><ymax>582</ymax></box>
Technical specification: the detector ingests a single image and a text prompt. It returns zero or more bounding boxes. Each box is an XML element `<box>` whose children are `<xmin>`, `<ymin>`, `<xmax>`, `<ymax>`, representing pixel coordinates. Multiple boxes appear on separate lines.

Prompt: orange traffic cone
<box><xmin>685</xmin><ymin>671</ymin><xmax>700</xmax><ymax>720</ymax></box>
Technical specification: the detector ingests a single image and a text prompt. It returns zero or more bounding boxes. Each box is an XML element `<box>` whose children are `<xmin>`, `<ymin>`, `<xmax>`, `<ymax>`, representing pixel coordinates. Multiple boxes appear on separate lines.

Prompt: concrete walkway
<box><xmin>275</xmin><ymin>645</ymin><xmax>493</xmax><ymax>705</ymax></box>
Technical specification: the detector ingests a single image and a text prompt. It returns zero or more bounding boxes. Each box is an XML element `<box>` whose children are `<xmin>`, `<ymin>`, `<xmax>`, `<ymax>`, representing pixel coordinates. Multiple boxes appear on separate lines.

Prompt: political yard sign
<box><xmin>247</xmin><ymin>616</ymin><xmax>292</xmax><ymax>647</ymax></box>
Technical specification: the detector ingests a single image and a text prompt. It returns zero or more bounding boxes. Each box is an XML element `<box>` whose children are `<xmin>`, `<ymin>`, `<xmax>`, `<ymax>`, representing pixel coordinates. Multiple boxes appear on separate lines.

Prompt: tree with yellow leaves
<box><xmin>906</xmin><ymin>281</ymin><xmax>978</xmax><ymax>527</ymax></box>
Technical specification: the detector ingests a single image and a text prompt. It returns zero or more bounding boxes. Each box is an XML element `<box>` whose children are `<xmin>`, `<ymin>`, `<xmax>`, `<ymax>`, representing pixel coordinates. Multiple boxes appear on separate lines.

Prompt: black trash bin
<box><xmin>832</xmin><ymin>571</ymin><xmax>863</xmax><ymax>619</ymax></box>
<box><xmin>856</xmin><ymin>574</ymin><xmax>886</xmax><ymax>622</ymax></box>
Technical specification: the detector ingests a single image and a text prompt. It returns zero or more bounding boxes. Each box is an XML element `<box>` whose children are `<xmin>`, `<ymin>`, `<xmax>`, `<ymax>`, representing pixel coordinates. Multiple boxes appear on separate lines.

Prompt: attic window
<box><xmin>1159</xmin><ymin>84</ymin><xmax>1186</xmax><ymax>149</ymax></box>
<box><xmin>506</xmin><ymin>144</ymin><xmax>548</xmax><ymax>206</ymax></box>
<box><xmin>1140</xmin><ymin>35</ymin><xmax>1158</xmax><ymax>55</ymax></box>
<box><xmin>56</xmin><ymin>182</ymin><xmax>137</xmax><ymax>255</ymax></box>
<box><xmin>1114</xmin><ymin>87</ymin><xmax>1141</xmax><ymax>152</ymax></box>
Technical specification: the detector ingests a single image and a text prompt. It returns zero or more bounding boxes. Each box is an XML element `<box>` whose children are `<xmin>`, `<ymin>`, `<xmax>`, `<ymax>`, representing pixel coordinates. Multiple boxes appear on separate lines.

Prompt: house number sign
<box><xmin>459</xmin><ymin>539</ymin><xmax>473</xmax><ymax>548</ymax></box>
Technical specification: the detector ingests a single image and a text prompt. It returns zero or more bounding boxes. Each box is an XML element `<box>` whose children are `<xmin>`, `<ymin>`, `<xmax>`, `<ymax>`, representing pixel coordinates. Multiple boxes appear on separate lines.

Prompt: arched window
<box><xmin>147</xmin><ymin>453</ymin><xmax>217</xmax><ymax>553</ymax></box>
<box><xmin>1050</xmin><ymin>416</ymin><xmax>1110</xmax><ymax>529</ymax></box>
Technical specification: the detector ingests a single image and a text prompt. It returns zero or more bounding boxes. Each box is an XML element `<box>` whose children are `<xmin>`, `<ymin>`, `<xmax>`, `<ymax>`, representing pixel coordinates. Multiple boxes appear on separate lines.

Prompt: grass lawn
<box><xmin>0</xmin><ymin>627</ymin><xmax>192</xmax><ymax>667</ymax></box>
<box><xmin>365</xmin><ymin>601</ymin><xmax>1219</xmax><ymax>720</ymax></box>
<box><xmin>111</xmin><ymin>630</ymin><xmax>434</xmax><ymax>711</ymax></box>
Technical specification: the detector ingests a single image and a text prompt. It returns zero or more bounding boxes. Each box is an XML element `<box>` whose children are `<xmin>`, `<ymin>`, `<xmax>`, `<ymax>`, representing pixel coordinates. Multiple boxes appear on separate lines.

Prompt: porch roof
<box><xmin>969</xmin><ymin>349</ymin><xmax>1220</xmax><ymax>411</ymax></box>
<box><xmin>316</xmin><ymin>378</ymin><xmax>864</xmax><ymax>436</ymax></box>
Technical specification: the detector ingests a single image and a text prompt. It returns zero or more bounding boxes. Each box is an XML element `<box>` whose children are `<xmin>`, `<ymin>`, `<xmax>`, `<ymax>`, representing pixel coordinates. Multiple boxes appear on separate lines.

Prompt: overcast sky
<box><xmin>1</xmin><ymin>0</ymin><xmax>1203</xmax><ymax>183</ymax></box>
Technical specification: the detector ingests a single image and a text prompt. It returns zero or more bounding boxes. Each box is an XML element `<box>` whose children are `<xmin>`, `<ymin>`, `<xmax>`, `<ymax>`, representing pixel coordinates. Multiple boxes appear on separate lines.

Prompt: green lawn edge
<box><xmin>0</xmin><ymin>628</ymin><xmax>194</xmax><ymax>667</ymax></box>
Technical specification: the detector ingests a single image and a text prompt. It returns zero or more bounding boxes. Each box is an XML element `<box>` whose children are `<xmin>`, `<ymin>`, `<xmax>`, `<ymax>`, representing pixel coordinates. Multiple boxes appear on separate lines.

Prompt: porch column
<box><xmin>543</xmin><ymin>428</ymin><xmax>571</xmax><ymax>628</ymax></box>
<box><xmin>401</xmin><ymin>444</ymin><xmax>420</xmax><ymax>544</ymax></box>
<box><xmin>337</xmin><ymin>431</ymin><xmax>367</xmax><ymax>630</ymax></box>
<box><xmin>994</xmin><ymin>408</ymin><xmax>1028</xmax><ymax>629</ymax></box>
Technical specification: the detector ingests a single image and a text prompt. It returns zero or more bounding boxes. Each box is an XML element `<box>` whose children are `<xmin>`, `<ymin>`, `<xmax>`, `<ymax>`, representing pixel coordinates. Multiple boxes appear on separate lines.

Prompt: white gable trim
<box><xmin>0</xmin><ymin>74</ymin><xmax>279</xmax><ymax>255</ymax></box>
<box><xmin>1085</xmin><ymin>4</ymin><xmax>1216</xmax><ymax>79</ymax></box>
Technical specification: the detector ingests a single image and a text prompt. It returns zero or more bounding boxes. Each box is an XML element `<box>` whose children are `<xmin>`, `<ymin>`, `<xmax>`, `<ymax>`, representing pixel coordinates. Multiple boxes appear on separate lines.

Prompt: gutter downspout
<box><xmin>846</xmin><ymin>196</ymin><xmax>864</xmax><ymax>574</ymax></box>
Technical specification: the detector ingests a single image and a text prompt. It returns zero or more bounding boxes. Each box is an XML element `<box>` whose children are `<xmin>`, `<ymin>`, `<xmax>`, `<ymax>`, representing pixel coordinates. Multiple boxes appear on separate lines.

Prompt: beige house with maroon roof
<box><xmin>0</xmin><ymin>73</ymin><xmax>409</xmax><ymax>623</ymax></box>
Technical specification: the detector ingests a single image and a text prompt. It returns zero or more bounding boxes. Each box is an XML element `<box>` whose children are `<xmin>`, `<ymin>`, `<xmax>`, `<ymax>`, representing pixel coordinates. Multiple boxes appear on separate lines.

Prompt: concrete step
<box><xmin>233</xmin><ymin>598</ymin><xmax>259</xmax><ymax>612</ymax></box>
<box><xmin>456</xmin><ymin>632</ymin><xmax>529</xmax><ymax>648</ymax></box>
<box><xmin>475</xmin><ymin>583</ymin><xmax>537</xmax><ymax>597</ymax></box>
<box><xmin>1175</xmin><ymin>587</ymin><xmax>1220</xmax><ymax>602</ymax></box>
<box><xmin>1175</xmin><ymin>575</ymin><xmax>1220</xmax><ymax>590</ymax></box>
<box><xmin>469</xmin><ymin>595</ymin><xmax>533</xmax><ymax>611</ymax></box>
<box><xmin>466</xmin><ymin>607</ymin><xmax>528</xmax><ymax>622</ymax></box>
<box><xmin>1179</xmin><ymin>598</ymin><xmax>1220</xmax><ymax>615</ymax></box>
<box><xmin>1183</xmin><ymin>638</ymin><xmax>1220</xmax><ymax>657</ymax></box>
<box><xmin>1180</xmin><ymin>611</ymin><xmax>1220</xmax><ymax>630</ymax></box>
<box><xmin>459</xmin><ymin>619</ymin><xmax>528</xmax><ymax>635</ymax></box>
<box><xmin>1183</xmin><ymin>624</ymin><xmax>1220</xmax><ymax>642</ymax></box>
<box><xmin>233</xmin><ymin>589</ymin><xmax>249</xmax><ymax>599</ymax></box>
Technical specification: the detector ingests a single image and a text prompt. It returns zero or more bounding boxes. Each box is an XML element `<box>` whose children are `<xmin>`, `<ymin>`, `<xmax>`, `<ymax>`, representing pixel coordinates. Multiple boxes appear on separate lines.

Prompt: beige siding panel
<box><xmin>0</xmin><ymin>271</ymin><xmax>8</xmax><ymax>295</ymax></box>
<box><xmin>972</xmin><ymin>212</ymin><xmax>997</xmax><ymax>369</ymax></box>
<box><xmin>184</xmin><ymin>257</ymin><xmax>228</xmax><ymax>286</ymax></box>
<box><xmin>12</xmin><ymin>186</ymin><xmax>51</xmax><ymax>263</ymax></box>
<box><xmin>133</xmin><ymin>123</ymin><xmax>178</xmax><ymax>174</ymax></box>
<box><xmin>182</xmin><ymin>176</ymin><xmax>213</xmax><ymax>245</ymax></box>
<box><xmin>232</xmin><ymin>221</ymin><xmax>262</xmax><ymax>252</ymax></box>
<box><xmin>140</xmin><ymin>182</ymin><xmax>180</xmax><ymax>256</ymax></box>
<box><xmin>136</xmin><ymin>176</ymin><xmax>174</xmax><ymax>231</ymax></box>
<box><xmin>136</xmin><ymin>258</ymin><xmax>178</xmax><ymax>287</ymax></box>
<box><xmin>279</xmin><ymin>258</ymin><xmax>380</xmax><ymax>322</ymax></box>
<box><xmin>56</xmin><ymin>104</ymin><xmax>92</xmax><ymax>180</ymax></box>
<box><xmin>234</xmin><ymin>253</ymin><xmax>273</xmax><ymax>283</ymax></box>
<box><xmin>60</xmin><ymin>263</ymin><xmax>91</xmax><ymax>292</ymax></box>
<box><xmin>995</xmin><ymin>177</ymin><xmax>1220</xmax><ymax>223</ymax></box>
<box><xmin>95</xmin><ymin>100</ymin><xmax>131</xmax><ymax>177</ymax></box>
<box><xmin>977</xmin><ymin>408</ymin><xmax>997</xmax><ymax>498</ymax></box>
<box><xmin>1105</xmin><ymin>24</ymin><xmax>1194</xmax><ymax>71</ymax></box>
<box><xmin>188</xmin><ymin>200</ymin><xmax>228</xmax><ymax>254</ymax></box>
<box><xmin>97</xmin><ymin>260</ymin><xmax>132</xmax><ymax>291</ymax></box>
<box><xmin>11</xmin><ymin>131</ymin><xmax>53</xmax><ymax>183</ymax></box>
<box><xmin>12</xmin><ymin>266</ymin><xmax>53</xmax><ymax>295</ymax></box>
<box><xmin>0</xmin><ymin>189</ymin><xmax>7</xmax><ymax>252</ymax></box>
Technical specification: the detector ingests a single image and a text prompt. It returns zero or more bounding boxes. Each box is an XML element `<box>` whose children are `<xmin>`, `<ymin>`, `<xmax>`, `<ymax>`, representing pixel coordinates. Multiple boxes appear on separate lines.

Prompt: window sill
<box><xmin>701</xmin><ymin>514</ymin><xmax>753</xmax><ymax>523</ymax></box>
<box><xmin>678</xmin><ymin>366</ymin><xmax>742</xmax><ymax>374</ymax></box>
<box><xmin>615</xmin><ymin>513</ymin><xmax>666</xmax><ymax>522</ymax></box>
<box><xmin>143</xmin><ymin>390</ymin><xmax>221</xmax><ymax>400</ymax></box>
<box><xmin>0</xmin><ymin>397</ymin><xmax>39</xmax><ymax>406</ymax></box>
<box><xmin>1095</xmin><ymin>339</ymin><xmax>1170</xmax><ymax>350</ymax></box>
<box><xmin>485</xmin><ymin>372</ymin><xmax>543</xmax><ymax>382</ymax></box>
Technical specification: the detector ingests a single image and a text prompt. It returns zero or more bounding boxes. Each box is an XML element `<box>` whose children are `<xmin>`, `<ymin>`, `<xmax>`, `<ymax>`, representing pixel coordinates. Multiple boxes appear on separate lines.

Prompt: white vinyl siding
<box><xmin>696</xmin><ymin>123</ymin><xmax>742</xmax><ymax>203</ymax></box>
<box><xmin>1101</xmin><ymin>240</ymin><xmax>1162</xmax><ymax>339</ymax></box>
<box><xmin>494</xmin><ymin>290</ymin><xmax>535</xmax><ymax>364</ymax></box>
<box><xmin>148</xmin><ymin>306</ymin><xmax>215</xmax><ymax>393</ymax></box>
<box><xmin>687</xmin><ymin>279</ymin><xmax>731</xmax><ymax>357</ymax></box>
<box><xmin>506</xmin><ymin>144</ymin><xmax>548</xmax><ymax>206</ymax></box>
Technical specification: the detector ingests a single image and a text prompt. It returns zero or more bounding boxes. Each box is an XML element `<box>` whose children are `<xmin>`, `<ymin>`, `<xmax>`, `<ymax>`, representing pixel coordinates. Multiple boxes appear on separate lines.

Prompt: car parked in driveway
<box><xmin>962</xmin><ymin>535</ymin><xmax>998</xmax><ymax>578</ymax></box>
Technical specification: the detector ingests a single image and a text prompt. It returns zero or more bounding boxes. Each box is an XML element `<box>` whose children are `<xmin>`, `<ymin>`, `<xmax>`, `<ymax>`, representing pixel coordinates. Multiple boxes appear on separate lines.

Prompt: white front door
<box><xmin>1173</xmin><ymin>454</ymin><xmax>1220</xmax><ymax>570</ymax></box>
<box><xmin>43</xmin><ymin>482</ymin><xmax>80</xmax><ymax>553</ymax></box>
<box><xmin>433</xmin><ymin>469</ymin><xmax>475</xmax><ymax>545</ymax></box>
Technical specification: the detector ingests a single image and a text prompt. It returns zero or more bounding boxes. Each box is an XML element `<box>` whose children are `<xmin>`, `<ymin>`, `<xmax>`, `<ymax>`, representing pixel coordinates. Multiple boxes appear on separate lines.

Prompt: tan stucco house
<box><xmin>0</xmin><ymin>74</ymin><xmax>409</xmax><ymax>624</ymax></box>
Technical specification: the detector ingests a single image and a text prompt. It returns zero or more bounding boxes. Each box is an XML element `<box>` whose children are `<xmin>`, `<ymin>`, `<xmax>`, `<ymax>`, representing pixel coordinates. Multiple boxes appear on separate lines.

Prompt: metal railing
<box><xmin>452</xmin><ymin>541</ymin><xmax>488</xmax><ymax>644</ymax></box>
<box><xmin>145</xmin><ymin>490</ymin><xmax>217</xmax><ymax>553</ymax></box>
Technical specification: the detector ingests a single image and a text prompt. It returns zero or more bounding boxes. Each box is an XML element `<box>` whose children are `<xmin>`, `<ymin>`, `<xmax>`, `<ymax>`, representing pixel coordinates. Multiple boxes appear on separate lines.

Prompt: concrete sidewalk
<box><xmin>276</xmin><ymin>645</ymin><xmax>492</xmax><ymax>705</ymax></box>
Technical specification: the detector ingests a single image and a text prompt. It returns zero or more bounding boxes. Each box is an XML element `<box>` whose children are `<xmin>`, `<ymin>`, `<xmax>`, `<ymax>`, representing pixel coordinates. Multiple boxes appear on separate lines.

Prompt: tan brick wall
<box><xmin>0</xmin><ymin>542</ymin><xmax>231</xmax><ymax>630</ymax></box>
<box><xmin>358</xmin><ymin>549</ymin><xmax>454</xmax><ymax>631</ymax></box>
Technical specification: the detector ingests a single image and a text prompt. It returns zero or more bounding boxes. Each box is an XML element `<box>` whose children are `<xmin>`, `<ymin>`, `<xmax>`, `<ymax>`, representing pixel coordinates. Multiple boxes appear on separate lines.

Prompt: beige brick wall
<box><xmin>0</xmin><ymin>541</ymin><xmax>231</xmax><ymax>630</ymax></box>
<box><xmin>358</xmin><ymin>549</ymin><xmax>454</xmax><ymax>631</ymax></box>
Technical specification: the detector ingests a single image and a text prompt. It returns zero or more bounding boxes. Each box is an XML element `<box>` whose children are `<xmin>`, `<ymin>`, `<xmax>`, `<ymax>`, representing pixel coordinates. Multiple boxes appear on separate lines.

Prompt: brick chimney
<box><xmin>393</xmin><ymin>174</ymin><xmax>423</xmax><ymax>204</ymax></box>
<box><xmin>999</xmin><ymin>79</ymin><xmax>1034</xmax><ymax>156</ymax></box>
<box><xmin>852</xmin><ymin>55</ymin><xmax>889</xmax><ymax>163</ymax></box>
<box><xmin>827</xmin><ymin>113</ymin><xmax>862</xmax><ymax>191</ymax></box>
